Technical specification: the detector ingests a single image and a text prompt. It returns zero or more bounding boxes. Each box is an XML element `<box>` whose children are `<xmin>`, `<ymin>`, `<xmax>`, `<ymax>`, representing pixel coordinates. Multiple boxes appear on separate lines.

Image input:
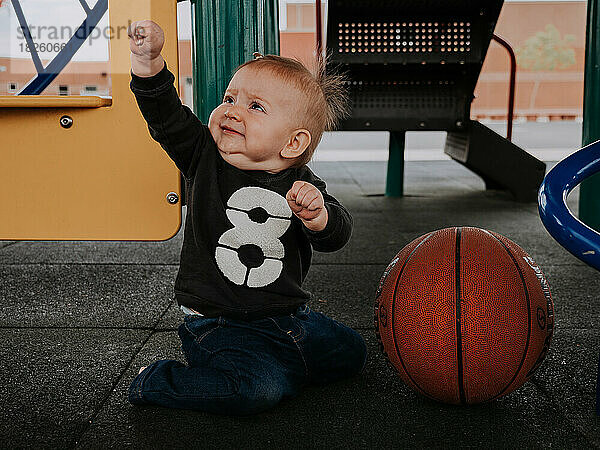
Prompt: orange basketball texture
<box><xmin>374</xmin><ymin>227</ymin><xmax>554</xmax><ymax>405</ymax></box>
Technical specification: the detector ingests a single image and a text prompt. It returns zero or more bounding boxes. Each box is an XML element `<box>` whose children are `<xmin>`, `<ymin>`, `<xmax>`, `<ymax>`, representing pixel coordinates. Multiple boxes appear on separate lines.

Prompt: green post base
<box><xmin>580</xmin><ymin>174</ymin><xmax>600</xmax><ymax>232</ymax></box>
<box><xmin>385</xmin><ymin>131</ymin><xmax>405</xmax><ymax>197</ymax></box>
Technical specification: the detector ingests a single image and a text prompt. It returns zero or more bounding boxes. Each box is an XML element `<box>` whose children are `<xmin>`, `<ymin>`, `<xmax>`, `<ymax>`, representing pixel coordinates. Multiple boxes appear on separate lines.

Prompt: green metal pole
<box><xmin>579</xmin><ymin>0</ymin><xmax>600</xmax><ymax>230</ymax></box>
<box><xmin>385</xmin><ymin>131</ymin><xmax>405</xmax><ymax>197</ymax></box>
<box><xmin>190</xmin><ymin>0</ymin><xmax>280</xmax><ymax>123</ymax></box>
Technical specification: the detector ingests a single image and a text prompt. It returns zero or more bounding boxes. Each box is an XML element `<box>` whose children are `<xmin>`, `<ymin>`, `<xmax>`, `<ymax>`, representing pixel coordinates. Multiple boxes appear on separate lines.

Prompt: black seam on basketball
<box><xmin>455</xmin><ymin>228</ymin><xmax>467</xmax><ymax>405</ymax></box>
<box><xmin>388</xmin><ymin>231</ymin><xmax>437</xmax><ymax>398</ymax></box>
<box><xmin>483</xmin><ymin>230</ymin><xmax>532</xmax><ymax>401</ymax></box>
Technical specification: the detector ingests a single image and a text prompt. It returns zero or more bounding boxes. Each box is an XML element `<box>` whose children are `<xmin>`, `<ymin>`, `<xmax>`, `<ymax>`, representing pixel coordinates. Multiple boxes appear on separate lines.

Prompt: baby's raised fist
<box><xmin>128</xmin><ymin>20</ymin><xmax>165</xmax><ymax>60</ymax></box>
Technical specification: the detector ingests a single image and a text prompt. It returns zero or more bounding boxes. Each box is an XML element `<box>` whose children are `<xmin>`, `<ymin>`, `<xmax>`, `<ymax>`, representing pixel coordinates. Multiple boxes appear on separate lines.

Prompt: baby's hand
<box><xmin>286</xmin><ymin>181</ymin><xmax>328</xmax><ymax>232</ymax></box>
<box><xmin>128</xmin><ymin>20</ymin><xmax>165</xmax><ymax>61</ymax></box>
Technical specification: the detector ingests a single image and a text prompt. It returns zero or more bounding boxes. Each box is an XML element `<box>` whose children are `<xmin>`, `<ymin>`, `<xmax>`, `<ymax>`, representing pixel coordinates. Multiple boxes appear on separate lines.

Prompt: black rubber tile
<box><xmin>0</xmin><ymin>264</ymin><xmax>176</xmax><ymax>328</ymax></box>
<box><xmin>312</xmin><ymin>213</ymin><xmax>413</xmax><ymax>265</ymax></box>
<box><xmin>530</xmin><ymin>328</ymin><xmax>600</xmax><ymax>446</ymax></box>
<box><xmin>0</xmin><ymin>235</ymin><xmax>183</xmax><ymax>265</ymax></box>
<box><xmin>77</xmin><ymin>332</ymin><xmax>591</xmax><ymax>448</ymax></box>
<box><xmin>488</xmin><ymin>229</ymin><xmax>587</xmax><ymax>268</ymax></box>
<box><xmin>308</xmin><ymin>160</ymin><xmax>362</xmax><ymax>183</ymax></box>
<box><xmin>330</xmin><ymin>214</ymin><xmax>572</xmax><ymax>270</ymax></box>
<box><xmin>0</xmin><ymin>207</ymin><xmax>188</xmax><ymax>264</ymax></box>
<box><xmin>336</xmin><ymin>160</ymin><xmax>487</xmax><ymax>197</ymax></box>
<box><xmin>156</xmin><ymin>301</ymin><xmax>185</xmax><ymax>330</ymax></box>
<box><xmin>330</xmin><ymin>193</ymin><xmax>388</xmax><ymax>213</ymax></box>
<box><xmin>154</xmin><ymin>264</ymin><xmax>386</xmax><ymax>331</ymax></box>
<box><xmin>379</xmin><ymin>196</ymin><xmax>542</xmax><ymax>234</ymax></box>
<box><xmin>303</xmin><ymin>264</ymin><xmax>384</xmax><ymax>329</ymax></box>
<box><xmin>307</xmin><ymin>165</ymin><xmax>368</xmax><ymax>199</ymax></box>
<box><xmin>0</xmin><ymin>241</ymin><xmax>18</xmax><ymax>250</ymax></box>
<box><xmin>156</xmin><ymin>259</ymin><xmax>598</xmax><ymax>334</ymax></box>
<box><xmin>542</xmin><ymin>264</ymin><xmax>600</xmax><ymax>330</ymax></box>
<box><xmin>308</xmin><ymin>162</ymin><xmax>392</xmax><ymax>213</ymax></box>
<box><xmin>396</xmin><ymin>226</ymin><xmax>585</xmax><ymax>270</ymax></box>
<box><xmin>0</xmin><ymin>328</ymin><xmax>150</xmax><ymax>449</ymax></box>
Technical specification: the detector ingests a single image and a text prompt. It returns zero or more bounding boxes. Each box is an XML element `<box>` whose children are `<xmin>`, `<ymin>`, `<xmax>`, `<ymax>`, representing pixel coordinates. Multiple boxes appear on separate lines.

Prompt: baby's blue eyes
<box><xmin>222</xmin><ymin>96</ymin><xmax>265</xmax><ymax>112</ymax></box>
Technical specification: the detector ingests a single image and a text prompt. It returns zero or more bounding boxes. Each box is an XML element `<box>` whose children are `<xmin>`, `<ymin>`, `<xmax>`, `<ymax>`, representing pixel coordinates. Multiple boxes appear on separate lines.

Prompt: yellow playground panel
<box><xmin>0</xmin><ymin>0</ymin><xmax>182</xmax><ymax>240</ymax></box>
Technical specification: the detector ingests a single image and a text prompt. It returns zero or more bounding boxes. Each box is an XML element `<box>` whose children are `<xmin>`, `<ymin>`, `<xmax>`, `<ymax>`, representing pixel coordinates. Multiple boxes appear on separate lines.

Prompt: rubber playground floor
<box><xmin>1</xmin><ymin>159</ymin><xmax>599</xmax><ymax>448</ymax></box>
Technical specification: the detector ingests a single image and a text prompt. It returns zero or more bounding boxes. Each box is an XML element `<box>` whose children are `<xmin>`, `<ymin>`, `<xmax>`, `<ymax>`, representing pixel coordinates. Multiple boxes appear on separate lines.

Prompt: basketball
<box><xmin>374</xmin><ymin>227</ymin><xmax>554</xmax><ymax>405</ymax></box>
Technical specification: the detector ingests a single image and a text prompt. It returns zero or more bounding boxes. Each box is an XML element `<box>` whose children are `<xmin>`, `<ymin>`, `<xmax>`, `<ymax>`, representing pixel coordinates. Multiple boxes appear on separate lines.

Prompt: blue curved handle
<box><xmin>538</xmin><ymin>140</ymin><xmax>600</xmax><ymax>271</ymax></box>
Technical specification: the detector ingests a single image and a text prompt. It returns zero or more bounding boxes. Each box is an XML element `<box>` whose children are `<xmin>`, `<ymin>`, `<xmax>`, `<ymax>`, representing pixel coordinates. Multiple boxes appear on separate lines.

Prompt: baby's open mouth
<box><xmin>221</xmin><ymin>126</ymin><xmax>244</xmax><ymax>136</ymax></box>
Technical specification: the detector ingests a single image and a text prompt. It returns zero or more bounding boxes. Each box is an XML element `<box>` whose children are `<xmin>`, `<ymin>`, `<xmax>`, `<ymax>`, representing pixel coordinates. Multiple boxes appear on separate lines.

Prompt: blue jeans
<box><xmin>128</xmin><ymin>304</ymin><xmax>367</xmax><ymax>415</ymax></box>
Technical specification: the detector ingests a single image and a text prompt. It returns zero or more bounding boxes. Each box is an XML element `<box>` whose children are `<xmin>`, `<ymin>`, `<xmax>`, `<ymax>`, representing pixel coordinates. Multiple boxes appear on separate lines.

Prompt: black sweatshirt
<box><xmin>130</xmin><ymin>62</ymin><xmax>353</xmax><ymax>320</ymax></box>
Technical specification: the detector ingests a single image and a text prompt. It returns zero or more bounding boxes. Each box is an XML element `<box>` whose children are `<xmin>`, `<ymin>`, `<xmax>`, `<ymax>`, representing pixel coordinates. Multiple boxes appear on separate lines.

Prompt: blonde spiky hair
<box><xmin>235</xmin><ymin>51</ymin><xmax>351</xmax><ymax>167</ymax></box>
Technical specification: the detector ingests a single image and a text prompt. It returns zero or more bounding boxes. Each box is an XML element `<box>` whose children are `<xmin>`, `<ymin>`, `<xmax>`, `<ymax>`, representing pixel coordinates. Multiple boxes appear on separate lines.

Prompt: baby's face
<box><xmin>208</xmin><ymin>66</ymin><xmax>310</xmax><ymax>173</ymax></box>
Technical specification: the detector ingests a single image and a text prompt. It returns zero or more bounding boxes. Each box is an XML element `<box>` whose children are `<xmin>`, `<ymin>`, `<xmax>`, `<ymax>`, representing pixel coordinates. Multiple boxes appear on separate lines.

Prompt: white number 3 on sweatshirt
<box><xmin>215</xmin><ymin>186</ymin><xmax>292</xmax><ymax>287</ymax></box>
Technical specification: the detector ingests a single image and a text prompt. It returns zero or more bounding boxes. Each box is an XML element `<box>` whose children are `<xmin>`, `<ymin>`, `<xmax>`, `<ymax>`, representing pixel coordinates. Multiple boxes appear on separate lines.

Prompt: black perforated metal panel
<box><xmin>330</xmin><ymin>15</ymin><xmax>492</xmax><ymax>64</ymax></box>
<box><xmin>336</xmin><ymin>20</ymin><xmax>472</xmax><ymax>55</ymax></box>
<box><xmin>325</xmin><ymin>0</ymin><xmax>504</xmax><ymax>131</ymax></box>
<box><xmin>338</xmin><ymin>67</ymin><xmax>472</xmax><ymax>131</ymax></box>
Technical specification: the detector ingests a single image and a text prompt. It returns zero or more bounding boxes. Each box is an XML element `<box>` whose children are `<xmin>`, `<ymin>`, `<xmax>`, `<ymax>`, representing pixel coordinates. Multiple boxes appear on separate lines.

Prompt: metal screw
<box><xmin>365</xmin><ymin>121</ymin><xmax>371</xmax><ymax>127</ymax></box>
<box><xmin>60</xmin><ymin>115</ymin><xmax>73</xmax><ymax>129</ymax></box>
<box><xmin>419</xmin><ymin>121</ymin><xmax>426</xmax><ymax>128</ymax></box>
<box><xmin>166</xmin><ymin>192</ymin><xmax>179</xmax><ymax>204</ymax></box>
<box><xmin>456</xmin><ymin>121</ymin><xmax>463</xmax><ymax>127</ymax></box>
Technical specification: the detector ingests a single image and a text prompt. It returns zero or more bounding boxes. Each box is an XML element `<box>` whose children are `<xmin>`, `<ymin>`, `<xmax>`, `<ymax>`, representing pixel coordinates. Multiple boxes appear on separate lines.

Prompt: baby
<box><xmin>127</xmin><ymin>20</ymin><xmax>367</xmax><ymax>415</ymax></box>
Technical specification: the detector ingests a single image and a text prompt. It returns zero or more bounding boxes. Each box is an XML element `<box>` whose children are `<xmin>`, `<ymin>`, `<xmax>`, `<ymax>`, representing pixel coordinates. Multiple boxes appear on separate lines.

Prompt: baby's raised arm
<box><xmin>128</xmin><ymin>20</ymin><xmax>208</xmax><ymax>179</ymax></box>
